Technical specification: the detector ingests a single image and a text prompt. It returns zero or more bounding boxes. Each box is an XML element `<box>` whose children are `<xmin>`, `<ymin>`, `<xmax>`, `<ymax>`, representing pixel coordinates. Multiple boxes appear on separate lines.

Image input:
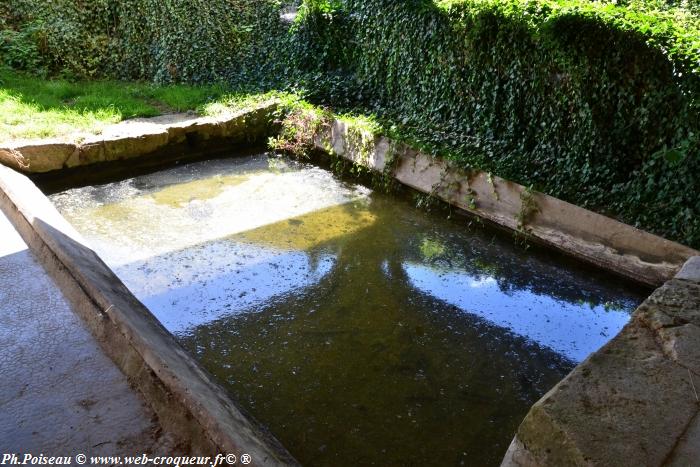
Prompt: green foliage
<box><xmin>113</xmin><ymin>0</ymin><xmax>287</xmax><ymax>84</ymax></box>
<box><xmin>290</xmin><ymin>0</ymin><xmax>700</xmax><ymax>248</ymax></box>
<box><xmin>0</xmin><ymin>20</ymin><xmax>48</xmax><ymax>74</ymax></box>
<box><xmin>290</xmin><ymin>0</ymin><xmax>353</xmax><ymax>72</ymax></box>
<box><xmin>2</xmin><ymin>0</ymin><xmax>117</xmax><ymax>78</ymax></box>
<box><xmin>2</xmin><ymin>0</ymin><xmax>290</xmax><ymax>83</ymax></box>
<box><xmin>269</xmin><ymin>102</ymin><xmax>330</xmax><ymax>157</ymax></box>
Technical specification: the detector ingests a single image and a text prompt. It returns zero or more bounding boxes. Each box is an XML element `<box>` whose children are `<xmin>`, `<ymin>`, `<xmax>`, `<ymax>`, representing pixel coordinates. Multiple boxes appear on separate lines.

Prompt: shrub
<box><xmin>0</xmin><ymin>20</ymin><xmax>47</xmax><ymax>74</ymax></box>
<box><xmin>2</xmin><ymin>0</ymin><xmax>117</xmax><ymax>78</ymax></box>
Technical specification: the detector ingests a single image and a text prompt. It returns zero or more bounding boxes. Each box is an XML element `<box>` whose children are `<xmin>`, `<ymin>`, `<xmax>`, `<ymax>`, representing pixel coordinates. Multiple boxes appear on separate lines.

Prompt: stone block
<box><xmin>0</xmin><ymin>142</ymin><xmax>76</xmax><ymax>173</ymax></box>
<box><xmin>645</xmin><ymin>280</ymin><xmax>700</xmax><ymax>327</ymax></box>
<box><xmin>0</xmin><ymin>147</ymin><xmax>27</xmax><ymax>171</ymax></box>
<box><xmin>677</xmin><ymin>256</ymin><xmax>700</xmax><ymax>283</ymax></box>
<box><xmin>65</xmin><ymin>141</ymin><xmax>105</xmax><ymax>168</ymax></box>
<box><xmin>102</xmin><ymin>130</ymin><xmax>169</xmax><ymax>161</ymax></box>
<box><xmin>507</xmin><ymin>320</ymin><xmax>699</xmax><ymax>466</ymax></box>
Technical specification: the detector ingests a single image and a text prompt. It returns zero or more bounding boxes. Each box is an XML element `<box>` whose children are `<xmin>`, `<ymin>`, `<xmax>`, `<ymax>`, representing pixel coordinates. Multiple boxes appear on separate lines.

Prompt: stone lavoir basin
<box><xmin>44</xmin><ymin>153</ymin><xmax>646</xmax><ymax>466</ymax></box>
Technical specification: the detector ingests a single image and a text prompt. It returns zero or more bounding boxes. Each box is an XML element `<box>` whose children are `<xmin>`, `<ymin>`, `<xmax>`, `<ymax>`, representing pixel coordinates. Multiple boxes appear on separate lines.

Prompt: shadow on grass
<box><xmin>0</xmin><ymin>68</ymin><xmax>230</xmax><ymax>140</ymax></box>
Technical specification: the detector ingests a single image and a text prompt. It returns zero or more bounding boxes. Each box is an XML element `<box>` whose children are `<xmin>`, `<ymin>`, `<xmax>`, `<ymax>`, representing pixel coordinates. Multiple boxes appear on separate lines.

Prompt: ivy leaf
<box><xmin>663</xmin><ymin>148</ymin><xmax>685</xmax><ymax>164</ymax></box>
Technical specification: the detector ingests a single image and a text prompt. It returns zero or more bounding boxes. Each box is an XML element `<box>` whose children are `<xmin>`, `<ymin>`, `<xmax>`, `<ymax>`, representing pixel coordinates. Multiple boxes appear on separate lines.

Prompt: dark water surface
<box><xmin>48</xmin><ymin>154</ymin><xmax>646</xmax><ymax>466</ymax></box>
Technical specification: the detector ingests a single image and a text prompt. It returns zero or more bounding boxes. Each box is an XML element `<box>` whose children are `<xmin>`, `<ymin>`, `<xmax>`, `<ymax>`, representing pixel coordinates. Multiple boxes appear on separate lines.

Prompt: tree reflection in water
<box><xmin>49</xmin><ymin>154</ymin><xmax>646</xmax><ymax>467</ymax></box>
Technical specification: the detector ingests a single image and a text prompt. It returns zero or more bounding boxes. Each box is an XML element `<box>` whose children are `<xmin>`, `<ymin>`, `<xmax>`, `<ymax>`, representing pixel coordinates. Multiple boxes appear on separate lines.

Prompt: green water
<box><xmin>48</xmin><ymin>153</ymin><xmax>645</xmax><ymax>466</ymax></box>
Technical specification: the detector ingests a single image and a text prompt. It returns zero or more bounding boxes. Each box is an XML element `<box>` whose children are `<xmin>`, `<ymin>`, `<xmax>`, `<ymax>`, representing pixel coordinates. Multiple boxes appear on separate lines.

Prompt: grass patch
<box><xmin>0</xmin><ymin>69</ymin><xmax>230</xmax><ymax>141</ymax></box>
<box><xmin>200</xmin><ymin>90</ymin><xmax>294</xmax><ymax>118</ymax></box>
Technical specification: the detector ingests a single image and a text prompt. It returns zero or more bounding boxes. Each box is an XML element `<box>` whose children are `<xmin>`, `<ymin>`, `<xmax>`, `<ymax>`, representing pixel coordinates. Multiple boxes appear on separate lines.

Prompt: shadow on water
<box><xmin>46</xmin><ymin>154</ymin><xmax>647</xmax><ymax>466</ymax></box>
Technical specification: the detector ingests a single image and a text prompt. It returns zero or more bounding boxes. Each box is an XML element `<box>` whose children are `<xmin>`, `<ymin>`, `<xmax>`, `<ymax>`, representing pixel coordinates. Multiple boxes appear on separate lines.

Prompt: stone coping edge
<box><xmin>0</xmin><ymin>165</ymin><xmax>298</xmax><ymax>465</ymax></box>
<box><xmin>499</xmin><ymin>257</ymin><xmax>700</xmax><ymax>466</ymax></box>
<box><xmin>0</xmin><ymin>101</ymin><xmax>280</xmax><ymax>174</ymax></box>
<box><xmin>312</xmin><ymin>119</ymin><xmax>699</xmax><ymax>287</ymax></box>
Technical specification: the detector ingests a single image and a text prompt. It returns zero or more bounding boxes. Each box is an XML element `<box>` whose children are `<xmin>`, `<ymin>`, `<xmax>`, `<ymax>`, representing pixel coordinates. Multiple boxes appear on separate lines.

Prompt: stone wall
<box><xmin>0</xmin><ymin>102</ymin><xmax>278</xmax><ymax>173</ymax></box>
<box><xmin>501</xmin><ymin>257</ymin><xmax>700</xmax><ymax>466</ymax></box>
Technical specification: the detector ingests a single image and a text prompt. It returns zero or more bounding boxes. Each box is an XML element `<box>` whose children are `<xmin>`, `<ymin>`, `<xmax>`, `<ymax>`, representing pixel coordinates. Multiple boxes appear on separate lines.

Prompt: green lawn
<box><xmin>0</xmin><ymin>69</ymin><xmax>230</xmax><ymax>142</ymax></box>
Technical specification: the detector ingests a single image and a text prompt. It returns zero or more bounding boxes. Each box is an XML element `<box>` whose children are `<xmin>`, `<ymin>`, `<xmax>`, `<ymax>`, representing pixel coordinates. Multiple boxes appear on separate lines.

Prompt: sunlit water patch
<box><xmin>48</xmin><ymin>153</ymin><xmax>646</xmax><ymax>466</ymax></box>
<box><xmin>402</xmin><ymin>263</ymin><xmax>630</xmax><ymax>362</ymax></box>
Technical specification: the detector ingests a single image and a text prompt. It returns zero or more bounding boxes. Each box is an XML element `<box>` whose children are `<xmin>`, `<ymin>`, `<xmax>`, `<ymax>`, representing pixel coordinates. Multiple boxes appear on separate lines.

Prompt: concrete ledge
<box><xmin>500</xmin><ymin>256</ymin><xmax>700</xmax><ymax>466</ymax></box>
<box><xmin>310</xmin><ymin>119</ymin><xmax>700</xmax><ymax>465</ymax></box>
<box><xmin>0</xmin><ymin>164</ymin><xmax>298</xmax><ymax>466</ymax></box>
<box><xmin>311</xmin><ymin>119</ymin><xmax>698</xmax><ymax>287</ymax></box>
<box><xmin>0</xmin><ymin>101</ymin><xmax>279</xmax><ymax>173</ymax></box>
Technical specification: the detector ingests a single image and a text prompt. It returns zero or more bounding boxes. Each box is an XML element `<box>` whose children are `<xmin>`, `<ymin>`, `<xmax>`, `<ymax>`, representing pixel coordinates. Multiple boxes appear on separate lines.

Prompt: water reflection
<box><xmin>402</xmin><ymin>263</ymin><xmax>630</xmax><ymax>361</ymax></box>
<box><xmin>49</xmin><ymin>155</ymin><xmax>371</xmax><ymax>266</ymax></box>
<box><xmin>48</xmin><ymin>154</ymin><xmax>646</xmax><ymax>467</ymax></box>
<box><xmin>121</xmin><ymin>242</ymin><xmax>336</xmax><ymax>334</ymax></box>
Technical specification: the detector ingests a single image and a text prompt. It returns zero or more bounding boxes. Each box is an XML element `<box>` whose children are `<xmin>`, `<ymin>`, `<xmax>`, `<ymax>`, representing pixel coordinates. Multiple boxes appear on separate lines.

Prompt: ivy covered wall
<box><xmin>1</xmin><ymin>0</ymin><xmax>289</xmax><ymax>82</ymax></box>
<box><xmin>112</xmin><ymin>0</ymin><xmax>287</xmax><ymax>83</ymax></box>
<box><xmin>294</xmin><ymin>0</ymin><xmax>700</xmax><ymax>248</ymax></box>
<box><xmin>0</xmin><ymin>0</ymin><xmax>117</xmax><ymax>77</ymax></box>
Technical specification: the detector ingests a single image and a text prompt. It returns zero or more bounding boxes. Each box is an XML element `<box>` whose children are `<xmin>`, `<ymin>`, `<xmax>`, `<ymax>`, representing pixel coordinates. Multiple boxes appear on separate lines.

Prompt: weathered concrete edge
<box><xmin>312</xmin><ymin>120</ymin><xmax>698</xmax><ymax>287</ymax></box>
<box><xmin>499</xmin><ymin>258</ymin><xmax>700</xmax><ymax>466</ymax></box>
<box><xmin>0</xmin><ymin>165</ymin><xmax>299</xmax><ymax>466</ymax></box>
<box><xmin>0</xmin><ymin>100</ymin><xmax>280</xmax><ymax>173</ymax></box>
<box><xmin>309</xmin><ymin>119</ymin><xmax>700</xmax><ymax>465</ymax></box>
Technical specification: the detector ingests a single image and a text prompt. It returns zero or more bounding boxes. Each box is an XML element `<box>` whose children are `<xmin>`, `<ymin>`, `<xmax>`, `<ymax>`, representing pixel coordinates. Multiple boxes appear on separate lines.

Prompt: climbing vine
<box><xmin>516</xmin><ymin>185</ymin><xmax>541</xmax><ymax>234</ymax></box>
<box><xmin>290</xmin><ymin>0</ymin><xmax>700</xmax><ymax>248</ymax></box>
<box><xmin>1</xmin><ymin>0</ymin><xmax>290</xmax><ymax>82</ymax></box>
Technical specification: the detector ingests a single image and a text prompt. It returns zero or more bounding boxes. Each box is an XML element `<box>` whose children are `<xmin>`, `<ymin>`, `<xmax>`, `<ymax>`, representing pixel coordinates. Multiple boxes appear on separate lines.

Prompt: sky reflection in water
<box><xmin>49</xmin><ymin>153</ymin><xmax>645</xmax><ymax>466</ymax></box>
